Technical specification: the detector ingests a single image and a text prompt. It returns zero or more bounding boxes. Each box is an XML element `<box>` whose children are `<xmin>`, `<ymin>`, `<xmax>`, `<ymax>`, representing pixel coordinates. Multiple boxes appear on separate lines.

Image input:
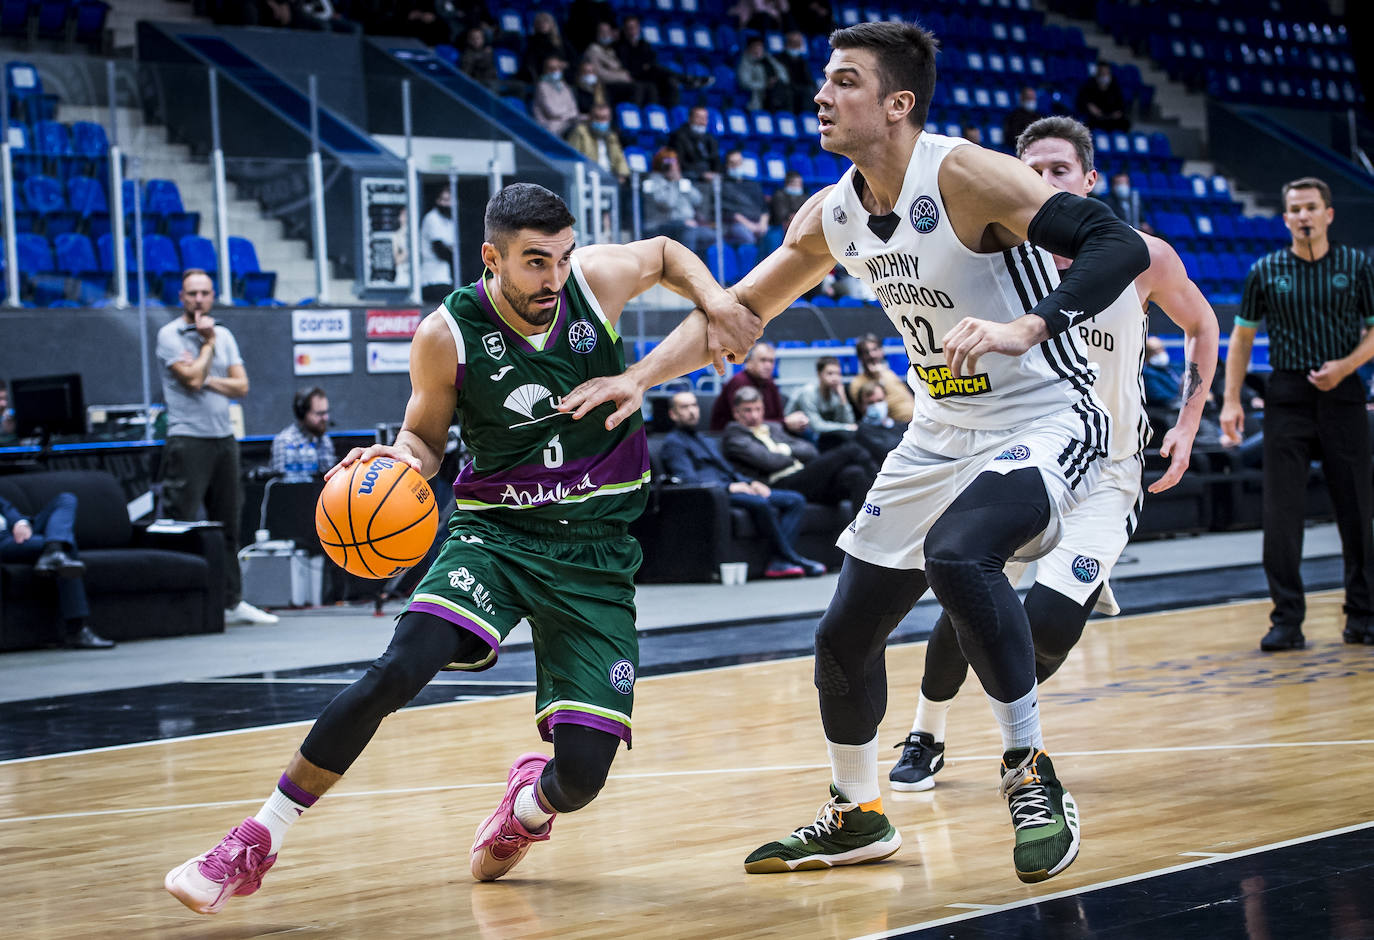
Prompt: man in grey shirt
<box><xmin>157</xmin><ymin>268</ymin><xmax>278</xmax><ymax>626</ymax></box>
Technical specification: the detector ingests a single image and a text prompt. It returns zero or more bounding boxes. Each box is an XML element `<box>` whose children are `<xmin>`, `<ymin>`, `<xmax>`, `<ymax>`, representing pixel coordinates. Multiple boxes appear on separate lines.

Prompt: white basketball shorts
<box><xmin>837</xmin><ymin>403</ymin><xmax>1108</xmax><ymax>571</ymax></box>
<box><xmin>1005</xmin><ymin>453</ymin><xmax>1143</xmax><ymax>616</ymax></box>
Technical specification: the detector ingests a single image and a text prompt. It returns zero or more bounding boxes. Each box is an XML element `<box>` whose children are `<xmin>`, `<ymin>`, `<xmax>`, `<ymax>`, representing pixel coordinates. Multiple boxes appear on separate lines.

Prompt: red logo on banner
<box><xmin>366</xmin><ymin>309</ymin><xmax>422</xmax><ymax>338</ymax></box>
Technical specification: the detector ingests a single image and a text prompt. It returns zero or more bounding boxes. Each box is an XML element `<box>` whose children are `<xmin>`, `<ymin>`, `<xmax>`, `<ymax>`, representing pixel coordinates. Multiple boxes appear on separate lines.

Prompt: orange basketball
<box><xmin>316</xmin><ymin>456</ymin><xmax>439</xmax><ymax>579</ymax></box>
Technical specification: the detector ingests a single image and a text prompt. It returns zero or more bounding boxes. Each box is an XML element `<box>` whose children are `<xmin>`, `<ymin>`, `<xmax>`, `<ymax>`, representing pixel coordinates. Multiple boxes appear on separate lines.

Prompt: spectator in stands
<box><xmin>616</xmin><ymin>14</ymin><xmax>677</xmax><ymax>108</ymax></box>
<box><xmin>572</xmin><ymin>60</ymin><xmax>609</xmax><ymax>115</ymax></box>
<box><xmin>737</xmin><ymin>35</ymin><xmax>792</xmax><ymax>112</ymax></box>
<box><xmin>523</xmin><ymin>11</ymin><xmax>575</xmax><ymax>84</ymax></box>
<box><xmin>662</xmin><ymin>391</ymin><xmax>825</xmax><ymax>578</ymax></box>
<box><xmin>1103</xmin><ymin>171</ymin><xmax>1154</xmax><ymax>235</ymax></box>
<box><xmin>847</xmin><ymin>333</ymin><xmax>914</xmax><ymax>425</ymax></box>
<box><xmin>668</xmin><ymin>106</ymin><xmax>723</xmax><ymax>181</ymax></box>
<box><xmin>769</xmin><ymin>171</ymin><xmax>808</xmax><ymax>231</ymax></box>
<box><xmin>1142</xmin><ymin>336</ymin><xmax>1181</xmax><ymax>409</ymax></box>
<box><xmin>1078</xmin><ymin>61</ymin><xmax>1130</xmax><ymax>131</ymax></box>
<box><xmin>392</xmin><ymin>0</ymin><xmax>453</xmax><ymax>45</ymax></box>
<box><xmin>641</xmin><ymin>147</ymin><xmax>715</xmax><ymax>255</ymax></box>
<box><xmin>728</xmin><ymin>0</ymin><xmax>789</xmax><ymax>33</ymax></box>
<box><xmin>157</xmin><ymin>269</ymin><xmax>279</xmax><ymax>627</ymax></box>
<box><xmin>1222</xmin><ymin>175</ymin><xmax>1374</xmax><ymax>651</ymax></box>
<box><xmin>566</xmin><ymin>0</ymin><xmax>616</xmax><ymax>55</ymax></box>
<box><xmin>582</xmin><ymin>21</ymin><xmax>649</xmax><ymax>107</ymax></box>
<box><xmin>532</xmin><ymin>56</ymin><xmax>581</xmax><ymax>139</ymax></box>
<box><xmin>960</xmin><ymin>124</ymin><xmax>983</xmax><ymax>145</ymax></box>
<box><xmin>567</xmin><ymin>102</ymin><xmax>631</xmax><ymax>183</ymax></box>
<box><xmin>723</xmin><ymin>386</ymin><xmax>876</xmax><ymax>508</ymax></box>
<box><xmin>720</xmin><ymin>150</ymin><xmax>770</xmax><ymax>246</ymax></box>
<box><xmin>418</xmin><ymin>187</ymin><xmax>457</xmax><ymax>302</ymax></box>
<box><xmin>271</xmin><ymin>387</ymin><xmax>336</xmax><ymax>483</ymax></box>
<box><xmin>1003</xmin><ymin>85</ymin><xmax>1042</xmax><ymax>148</ymax></box>
<box><xmin>0</xmin><ymin>487</ymin><xmax>113</xmax><ymax>649</ymax></box>
<box><xmin>780</xmin><ymin>30</ymin><xmax>819</xmax><ymax>114</ymax></box>
<box><xmin>710</xmin><ymin>341</ymin><xmax>809</xmax><ymax>433</ymax></box>
<box><xmin>786</xmin><ymin>355</ymin><xmax>857</xmax><ymax>448</ymax></box>
<box><xmin>459</xmin><ymin>26</ymin><xmax>501</xmax><ymax>92</ymax></box>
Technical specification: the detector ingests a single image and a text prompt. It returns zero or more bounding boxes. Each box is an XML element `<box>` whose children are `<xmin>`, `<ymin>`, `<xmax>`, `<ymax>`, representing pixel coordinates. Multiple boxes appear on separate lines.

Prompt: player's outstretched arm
<box><xmin>574</xmin><ymin>237</ymin><xmax>760</xmax><ymax>373</ymax></box>
<box><xmin>1139</xmin><ymin>234</ymin><xmax>1220</xmax><ymax>493</ymax></box>
<box><xmin>559</xmin><ymin>191</ymin><xmax>838</xmax><ymax>430</ymax></box>
<box><xmin>326</xmin><ymin>310</ymin><xmax>456</xmax><ymax>481</ymax></box>
<box><xmin>939</xmin><ymin>146</ymin><xmax>1150</xmax><ymax>376</ymax></box>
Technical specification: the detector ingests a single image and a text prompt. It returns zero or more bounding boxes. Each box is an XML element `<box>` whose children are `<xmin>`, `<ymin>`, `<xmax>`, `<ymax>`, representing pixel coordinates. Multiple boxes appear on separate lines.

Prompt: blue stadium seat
<box><xmin>22</xmin><ymin>174</ymin><xmax>76</xmax><ymax>236</ymax></box>
<box><xmin>644</xmin><ymin>104</ymin><xmax>671</xmax><ymax>137</ymax></box>
<box><xmin>616</xmin><ymin>102</ymin><xmax>644</xmax><ymax>136</ymax></box>
<box><xmin>145</xmin><ymin>179</ymin><xmax>199</xmax><ymax>239</ymax></box>
<box><xmin>140</xmin><ymin>234</ymin><xmax>182</xmax><ymax>298</ymax></box>
<box><xmin>55</xmin><ymin>232</ymin><xmax>108</xmax><ymax>303</ymax></box>
<box><xmin>95</xmin><ymin>233</ymin><xmax>129</xmax><ymax>273</ymax></box>
<box><xmin>723</xmin><ymin>108</ymin><xmax>749</xmax><ymax>138</ymax></box>
<box><xmin>35</xmin><ymin>0</ymin><xmax>68</xmax><ymax>41</ymax></box>
<box><xmin>625</xmin><ymin>147</ymin><xmax>649</xmax><ymax>175</ymax></box>
<box><xmin>18</xmin><ymin>231</ymin><xmax>66</xmax><ymax>304</ymax></box>
<box><xmin>228</xmin><ymin>236</ymin><xmax>276</xmax><ymax>304</ymax></box>
<box><xmin>735</xmin><ymin>241</ymin><xmax>757</xmax><ymax>273</ymax></box>
<box><xmin>6</xmin><ymin>62</ymin><xmax>57</xmax><ymax>124</ymax></box>
<box><xmin>179</xmin><ymin>234</ymin><xmax>217</xmax><ymax>275</ymax></box>
<box><xmin>705</xmin><ymin>242</ymin><xmax>738</xmax><ymax>283</ymax></box>
<box><xmin>32</xmin><ymin>120</ymin><xmax>70</xmax><ymax>177</ymax></box>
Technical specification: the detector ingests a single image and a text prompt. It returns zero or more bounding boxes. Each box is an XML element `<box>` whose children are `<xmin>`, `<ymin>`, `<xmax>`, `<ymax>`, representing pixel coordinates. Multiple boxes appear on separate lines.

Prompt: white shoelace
<box><xmin>1000</xmin><ymin>753</ymin><xmax>1054</xmax><ymax>830</ymax></box>
<box><xmin>791</xmin><ymin>797</ymin><xmax>859</xmax><ymax>844</ymax></box>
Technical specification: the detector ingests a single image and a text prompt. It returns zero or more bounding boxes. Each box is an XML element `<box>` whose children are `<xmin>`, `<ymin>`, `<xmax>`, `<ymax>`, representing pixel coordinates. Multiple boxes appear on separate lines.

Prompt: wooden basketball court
<box><xmin>4</xmin><ymin>590</ymin><xmax>1373</xmax><ymax>937</ymax></box>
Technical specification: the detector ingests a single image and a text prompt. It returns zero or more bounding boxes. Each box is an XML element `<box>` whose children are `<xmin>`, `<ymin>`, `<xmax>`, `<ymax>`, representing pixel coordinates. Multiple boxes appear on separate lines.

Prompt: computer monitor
<box><xmin>10</xmin><ymin>373</ymin><xmax>86</xmax><ymax>440</ymax></box>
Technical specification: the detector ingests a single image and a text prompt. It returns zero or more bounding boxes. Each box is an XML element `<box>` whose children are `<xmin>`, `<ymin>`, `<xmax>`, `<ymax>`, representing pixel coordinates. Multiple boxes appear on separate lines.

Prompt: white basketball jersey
<box><xmin>821</xmin><ymin>132</ymin><xmax>1104</xmax><ymax>431</ymax></box>
<box><xmin>1072</xmin><ymin>282</ymin><xmax>1150</xmax><ymax>461</ymax></box>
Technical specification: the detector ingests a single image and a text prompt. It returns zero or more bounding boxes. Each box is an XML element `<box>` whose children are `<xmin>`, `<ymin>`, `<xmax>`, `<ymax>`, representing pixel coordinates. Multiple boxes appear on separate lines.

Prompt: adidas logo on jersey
<box><xmin>844</xmin><ymin>242</ymin><xmax>859</xmax><ymax>257</ymax></box>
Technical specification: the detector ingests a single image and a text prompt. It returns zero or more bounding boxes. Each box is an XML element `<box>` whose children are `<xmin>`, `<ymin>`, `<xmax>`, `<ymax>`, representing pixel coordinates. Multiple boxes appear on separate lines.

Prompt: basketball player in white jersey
<box><xmin>890</xmin><ymin>116</ymin><xmax>1219</xmax><ymax>795</ymax></box>
<box><xmin>560</xmin><ymin>22</ymin><xmax>1151</xmax><ymax>882</ymax></box>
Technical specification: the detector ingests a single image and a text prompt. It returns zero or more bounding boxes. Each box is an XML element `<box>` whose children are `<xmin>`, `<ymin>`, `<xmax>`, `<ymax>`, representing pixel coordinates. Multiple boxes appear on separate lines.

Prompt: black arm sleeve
<box><xmin>1025</xmin><ymin>191</ymin><xmax>1150</xmax><ymax>337</ymax></box>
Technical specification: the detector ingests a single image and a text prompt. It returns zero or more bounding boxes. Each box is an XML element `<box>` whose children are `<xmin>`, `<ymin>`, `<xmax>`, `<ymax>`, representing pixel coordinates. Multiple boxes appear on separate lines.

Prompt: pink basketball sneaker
<box><xmin>470</xmin><ymin>753</ymin><xmax>554</xmax><ymax>881</ymax></box>
<box><xmin>165</xmin><ymin>817</ymin><xmax>278</xmax><ymax>914</ymax></box>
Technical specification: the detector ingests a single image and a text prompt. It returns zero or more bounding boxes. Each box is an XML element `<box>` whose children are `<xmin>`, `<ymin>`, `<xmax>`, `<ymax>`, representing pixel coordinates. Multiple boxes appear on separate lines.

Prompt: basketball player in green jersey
<box><xmin>166</xmin><ymin>183</ymin><xmax>758</xmax><ymax>914</ymax></box>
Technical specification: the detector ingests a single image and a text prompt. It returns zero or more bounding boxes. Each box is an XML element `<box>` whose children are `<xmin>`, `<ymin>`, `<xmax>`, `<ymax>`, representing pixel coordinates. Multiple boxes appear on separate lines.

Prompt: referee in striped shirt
<box><xmin>1221</xmin><ymin>176</ymin><xmax>1374</xmax><ymax>651</ymax></box>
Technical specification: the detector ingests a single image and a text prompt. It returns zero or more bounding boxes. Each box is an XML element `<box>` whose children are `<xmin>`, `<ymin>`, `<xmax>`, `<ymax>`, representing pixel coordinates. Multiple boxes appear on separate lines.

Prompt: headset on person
<box><xmin>294</xmin><ymin>387</ymin><xmax>326</xmax><ymax>422</ymax></box>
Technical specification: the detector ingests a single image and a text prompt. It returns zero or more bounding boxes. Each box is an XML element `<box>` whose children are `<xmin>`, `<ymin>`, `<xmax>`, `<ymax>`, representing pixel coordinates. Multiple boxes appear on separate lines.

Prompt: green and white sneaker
<box><xmin>1000</xmin><ymin>748</ymin><xmax>1080</xmax><ymax>884</ymax></box>
<box><xmin>744</xmin><ymin>787</ymin><xmax>902</xmax><ymax>874</ymax></box>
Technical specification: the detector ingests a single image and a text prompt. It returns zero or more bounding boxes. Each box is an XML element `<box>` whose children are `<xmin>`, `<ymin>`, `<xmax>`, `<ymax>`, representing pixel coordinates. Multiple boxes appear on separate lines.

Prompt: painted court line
<box><xmin>183</xmin><ymin>677</ymin><xmax>537</xmax><ymax>687</ymax></box>
<box><xmin>850</xmin><ymin>819</ymin><xmax>1374</xmax><ymax>940</ymax></box>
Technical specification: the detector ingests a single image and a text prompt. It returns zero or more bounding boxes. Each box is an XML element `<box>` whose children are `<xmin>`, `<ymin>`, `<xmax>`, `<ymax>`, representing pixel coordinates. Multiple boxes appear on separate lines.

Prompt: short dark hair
<box><xmin>816</xmin><ymin>355</ymin><xmax>840</xmax><ymax>373</ymax></box>
<box><xmin>1282</xmin><ymin>176</ymin><xmax>1332</xmax><ymax>209</ymax></box>
<box><xmin>829</xmin><ymin>20</ymin><xmax>938</xmax><ymax>127</ymax></box>
<box><xmin>1016</xmin><ymin>116</ymin><xmax>1094</xmax><ymax>174</ymax></box>
<box><xmin>855</xmin><ymin>332</ymin><xmax>881</xmax><ymax>355</ymax></box>
<box><xmin>181</xmin><ymin>268</ymin><xmax>211</xmax><ymax>288</ymax></box>
<box><xmin>484</xmin><ymin>183</ymin><xmax>575</xmax><ymax>253</ymax></box>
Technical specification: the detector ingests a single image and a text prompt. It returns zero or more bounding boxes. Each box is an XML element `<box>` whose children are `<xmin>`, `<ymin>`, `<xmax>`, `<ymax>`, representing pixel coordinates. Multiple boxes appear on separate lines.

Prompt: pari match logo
<box><xmin>909</xmin><ymin>195</ymin><xmax>940</xmax><ymax>234</ymax></box>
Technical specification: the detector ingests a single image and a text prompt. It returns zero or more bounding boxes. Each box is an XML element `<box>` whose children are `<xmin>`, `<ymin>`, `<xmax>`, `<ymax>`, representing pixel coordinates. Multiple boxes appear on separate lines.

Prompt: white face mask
<box><xmin>865</xmin><ymin>400</ymin><xmax>889</xmax><ymax>422</ymax></box>
<box><xmin>1113</xmin><ymin>183</ymin><xmax>1132</xmax><ymax>199</ymax></box>
<box><xmin>1149</xmin><ymin>351</ymin><xmax>1171</xmax><ymax>368</ymax></box>
<box><xmin>785</xmin><ymin>185</ymin><xmax>803</xmax><ymax>195</ymax></box>
<box><xmin>728</xmin><ymin>166</ymin><xmax>746</xmax><ymax>179</ymax></box>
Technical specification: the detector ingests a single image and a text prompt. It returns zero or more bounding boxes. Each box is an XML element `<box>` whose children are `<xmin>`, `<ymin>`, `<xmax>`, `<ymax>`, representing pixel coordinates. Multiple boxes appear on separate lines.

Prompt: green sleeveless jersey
<box><xmin>439</xmin><ymin>254</ymin><xmax>649</xmax><ymax>528</ymax></box>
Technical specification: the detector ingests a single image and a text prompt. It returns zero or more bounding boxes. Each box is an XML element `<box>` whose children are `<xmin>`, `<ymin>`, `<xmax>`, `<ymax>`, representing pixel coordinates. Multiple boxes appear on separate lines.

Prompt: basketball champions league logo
<box><xmin>909</xmin><ymin>195</ymin><xmax>940</xmax><ymax>234</ymax></box>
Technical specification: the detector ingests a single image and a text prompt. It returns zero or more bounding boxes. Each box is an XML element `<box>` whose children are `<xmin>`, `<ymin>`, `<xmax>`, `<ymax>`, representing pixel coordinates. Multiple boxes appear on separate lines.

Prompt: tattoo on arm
<box><xmin>1181</xmin><ymin>361</ymin><xmax>1203</xmax><ymax>401</ymax></box>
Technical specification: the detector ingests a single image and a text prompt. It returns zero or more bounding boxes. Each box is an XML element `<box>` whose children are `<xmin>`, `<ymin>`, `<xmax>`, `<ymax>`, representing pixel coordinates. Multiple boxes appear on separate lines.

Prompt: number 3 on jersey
<box><xmin>900</xmin><ymin>314</ymin><xmax>942</xmax><ymax>356</ymax></box>
<box><xmin>542</xmin><ymin>434</ymin><xmax>564</xmax><ymax>468</ymax></box>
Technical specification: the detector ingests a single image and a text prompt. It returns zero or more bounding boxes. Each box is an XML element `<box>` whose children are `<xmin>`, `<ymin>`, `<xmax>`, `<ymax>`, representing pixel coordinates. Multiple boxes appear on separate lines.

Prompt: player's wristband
<box><xmin>1026</xmin><ymin>191</ymin><xmax>1150</xmax><ymax>337</ymax></box>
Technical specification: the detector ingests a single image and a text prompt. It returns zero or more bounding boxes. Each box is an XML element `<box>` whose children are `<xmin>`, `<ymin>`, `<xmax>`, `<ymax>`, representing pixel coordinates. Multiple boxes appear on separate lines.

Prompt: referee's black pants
<box><xmin>1262</xmin><ymin>371</ymin><xmax>1374</xmax><ymax>629</ymax></box>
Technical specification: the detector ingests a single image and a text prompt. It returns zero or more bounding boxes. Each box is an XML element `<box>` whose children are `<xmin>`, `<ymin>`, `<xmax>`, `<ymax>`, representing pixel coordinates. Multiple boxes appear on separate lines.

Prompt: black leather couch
<box><xmin>0</xmin><ymin>469</ymin><xmax>227</xmax><ymax>651</ymax></box>
<box><xmin>631</xmin><ymin>433</ymin><xmax>853</xmax><ymax>583</ymax></box>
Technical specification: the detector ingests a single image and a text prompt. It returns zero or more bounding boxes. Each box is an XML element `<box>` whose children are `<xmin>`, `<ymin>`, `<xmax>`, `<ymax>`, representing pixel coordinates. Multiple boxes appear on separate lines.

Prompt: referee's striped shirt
<box><xmin>1237</xmin><ymin>244</ymin><xmax>1374</xmax><ymax>371</ymax></box>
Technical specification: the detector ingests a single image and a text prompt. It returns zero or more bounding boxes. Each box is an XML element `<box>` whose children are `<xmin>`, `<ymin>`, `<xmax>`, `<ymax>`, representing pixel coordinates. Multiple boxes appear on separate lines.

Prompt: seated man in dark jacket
<box><xmin>722</xmin><ymin>386</ymin><xmax>876</xmax><ymax>509</ymax></box>
<box><xmin>0</xmin><ymin>490</ymin><xmax>113</xmax><ymax>648</ymax></box>
<box><xmin>661</xmin><ymin>391</ymin><xmax>824</xmax><ymax>577</ymax></box>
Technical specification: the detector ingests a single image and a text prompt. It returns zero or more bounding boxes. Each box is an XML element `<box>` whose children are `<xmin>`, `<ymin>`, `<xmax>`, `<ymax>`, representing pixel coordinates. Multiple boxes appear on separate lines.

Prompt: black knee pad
<box><xmin>814</xmin><ymin>631</ymin><xmax>851</xmax><ymax>696</ymax></box>
<box><xmin>541</xmin><ymin>725</ymin><xmax>621</xmax><ymax>813</ymax></box>
<box><xmin>924</xmin><ymin>555</ymin><xmax>1001</xmax><ymax>647</ymax></box>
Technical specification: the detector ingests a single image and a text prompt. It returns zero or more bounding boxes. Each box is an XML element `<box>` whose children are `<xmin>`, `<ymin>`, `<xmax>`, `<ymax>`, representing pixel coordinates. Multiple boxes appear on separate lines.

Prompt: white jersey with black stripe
<box><xmin>820</xmin><ymin>132</ymin><xmax>1106</xmax><ymax>432</ymax></box>
<box><xmin>1074</xmin><ymin>283</ymin><xmax>1151</xmax><ymax>461</ymax></box>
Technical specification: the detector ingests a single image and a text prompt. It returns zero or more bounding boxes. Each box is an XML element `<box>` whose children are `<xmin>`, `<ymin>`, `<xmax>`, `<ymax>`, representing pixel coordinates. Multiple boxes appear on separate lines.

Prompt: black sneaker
<box><xmin>1260</xmin><ymin>623</ymin><xmax>1305</xmax><ymax>651</ymax></box>
<box><xmin>889</xmin><ymin>731</ymin><xmax>945</xmax><ymax>792</ymax></box>
<box><xmin>1343</xmin><ymin>616</ymin><xmax>1374</xmax><ymax>645</ymax></box>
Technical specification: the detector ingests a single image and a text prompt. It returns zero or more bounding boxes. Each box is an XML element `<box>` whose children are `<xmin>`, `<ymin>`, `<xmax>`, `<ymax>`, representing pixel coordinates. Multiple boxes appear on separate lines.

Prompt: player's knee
<box><xmin>360</xmin><ymin>655</ymin><xmax>433</xmax><ymax>715</ymax></box>
<box><xmin>543</xmin><ymin>746</ymin><xmax>613</xmax><ymax>812</ymax></box>
<box><xmin>813</xmin><ymin>628</ymin><xmax>852</xmax><ymax>696</ymax></box>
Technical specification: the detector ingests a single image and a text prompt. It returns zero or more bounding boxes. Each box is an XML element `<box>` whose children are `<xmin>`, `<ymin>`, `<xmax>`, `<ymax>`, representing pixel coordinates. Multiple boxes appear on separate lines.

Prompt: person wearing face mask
<box><xmin>567</xmin><ymin>102</ymin><xmax>630</xmax><ymax>183</ymax></box>
<box><xmin>581</xmin><ymin>20</ymin><xmax>649</xmax><ymax>106</ymax></box>
<box><xmin>769</xmin><ymin>171</ymin><xmax>808</xmax><ymax>231</ymax></box>
<box><xmin>1003</xmin><ymin>86</ymin><xmax>1042</xmax><ymax>148</ymax></box>
<box><xmin>572</xmin><ymin>60</ymin><xmax>607</xmax><ymax>114</ymax></box>
<box><xmin>668</xmin><ymin>106</ymin><xmax>723</xmax><ymax>181</ymax></box>
<box><xmin>1141</xmin><ymin>335</ymin><xmax>1182</xmax><ymax>408</ymax></box>
<box><xmin>1102</xmin><ymin>171</ymin><xmax>1154</xmax><ymax>235</ymax></box>
<box><xmin>1077</xmin><ymin>61</ymin><xmax>1129</xmax><ymax>131</ymax></box>
<box><xmin>780</xmin><ymin>30</ymin><xmax>819</xmax><ymax>113</ymax></box>
<box><xmin>419</xmin><ymin>187</ymin><xmax>459</xmax><ymax>302</ymax></box>
<box><xmin>532</xmin><ymin>55</ymin><xmax>580</xmax><ymax>138</ymax></box>
<box><xmin>641</xmin><ymin>147</ymin><xmax>715</xmax><ymax>254</ymax></box>
<box><xmin>737</xmin><ymin>35</ymin><xmax>792</xmax><ymax>111</ymax></box>
<box><xmin>720</xmin><ymin>149</ymin><xmax>770</xmax><ymax>247</ymax></box>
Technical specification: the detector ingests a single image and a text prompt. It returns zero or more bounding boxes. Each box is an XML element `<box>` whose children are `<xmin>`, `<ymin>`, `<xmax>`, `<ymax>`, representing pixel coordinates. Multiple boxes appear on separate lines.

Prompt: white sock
<box><xmin>912</xmin><ymin>693</ymin><xmax>952</xmax><ymax>742</ymax></box>
<box><xmin>253</xmin><ymin>789</ymin><xmax>309</xmax><ymax>855</ymax></box>
<box><xmin>828</xmin><ymin>734</ymin><xmax>881</xmax><ymax>805</ymax></box>
<box><xmin>985</xmin><ymin>685</ymin><xmax>1044</xmax><ymax>752</ymax></box>
<box><xmin>513</xmin><ymin>784</ymin><xmax>554</xmax><ymax>832</ymax></box>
